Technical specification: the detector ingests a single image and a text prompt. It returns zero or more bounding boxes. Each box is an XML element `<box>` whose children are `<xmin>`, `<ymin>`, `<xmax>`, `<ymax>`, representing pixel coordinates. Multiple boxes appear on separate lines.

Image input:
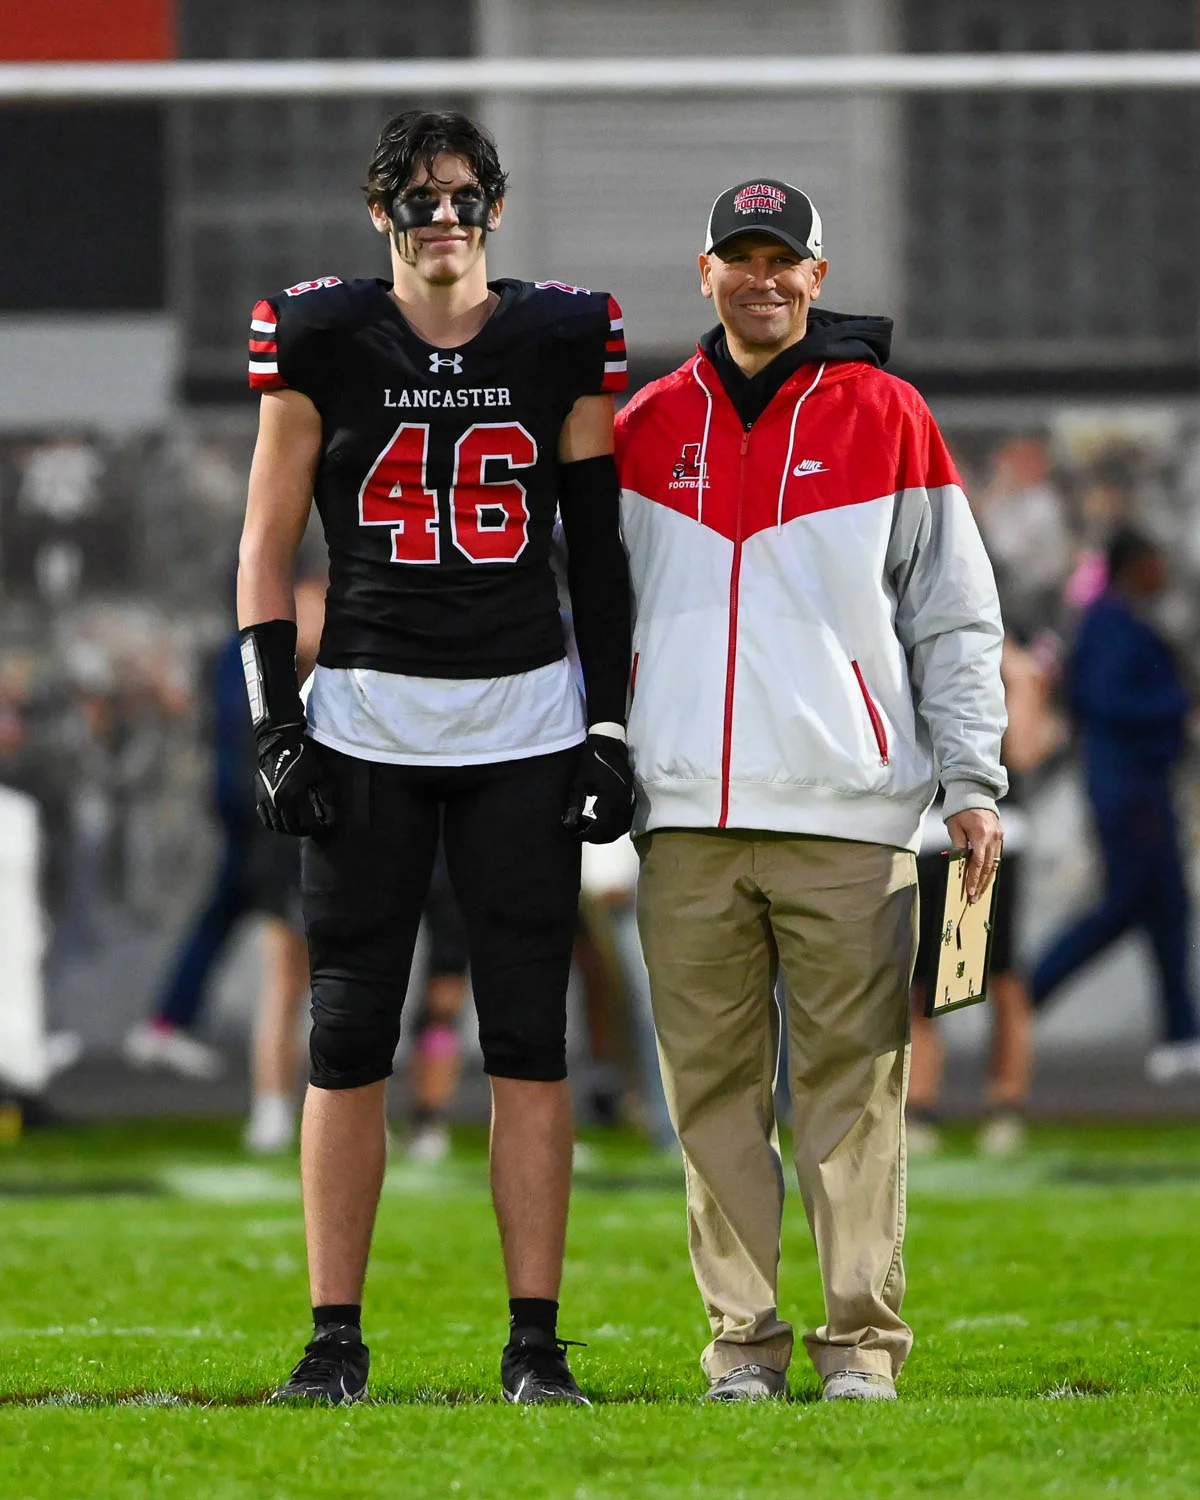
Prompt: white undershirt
<box><xmin>304</xmin><ymin>657</ymin><xmax>586</xmax><ymax>767</ymax></box>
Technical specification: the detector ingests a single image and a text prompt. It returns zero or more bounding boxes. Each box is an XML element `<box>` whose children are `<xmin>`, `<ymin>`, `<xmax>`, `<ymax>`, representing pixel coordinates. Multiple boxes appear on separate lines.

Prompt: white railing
<box><xmin>0</xmin><ymin>52</ymin><xmax>1198</xmax><ymax>102</ymax></box>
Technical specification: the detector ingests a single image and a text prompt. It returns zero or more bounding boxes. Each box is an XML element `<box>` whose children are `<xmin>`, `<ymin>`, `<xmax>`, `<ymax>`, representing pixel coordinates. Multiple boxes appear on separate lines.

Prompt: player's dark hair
<box><xmin>365</xmin><ymin>110</ymin><xmax>508</xmax><ymax>209</ymax></box>
<box><xmin>1106</xmin><ymin>526</ymin><xmax>1160</xmax><ymax>584</ymax></box>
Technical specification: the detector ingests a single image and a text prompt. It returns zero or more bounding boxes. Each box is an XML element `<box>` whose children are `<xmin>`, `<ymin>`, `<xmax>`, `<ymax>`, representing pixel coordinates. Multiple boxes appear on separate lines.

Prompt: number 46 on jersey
<box><xmin>359</xmin><ymin>420</ymin><xmax>537</xmax><ymax>565</ymax></box>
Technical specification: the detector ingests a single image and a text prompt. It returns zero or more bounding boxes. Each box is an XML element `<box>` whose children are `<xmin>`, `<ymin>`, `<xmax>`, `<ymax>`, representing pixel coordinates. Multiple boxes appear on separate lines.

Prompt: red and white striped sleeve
<box><xmin>248</xmin><ymin>299</ymin><xmax>287</xmax><ymax>391</ymax></box>
<box><xmin>601</xmin><ymin>294</ymin><xmax>628</xmax><ymax>394</ymax></box>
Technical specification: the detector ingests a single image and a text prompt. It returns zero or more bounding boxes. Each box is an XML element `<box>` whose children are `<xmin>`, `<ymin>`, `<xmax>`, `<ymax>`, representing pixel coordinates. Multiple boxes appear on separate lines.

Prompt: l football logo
<box><xmin>429</xmin><ymin>352</ymin><xmax>464</xmax><ymax>374</ymax></box>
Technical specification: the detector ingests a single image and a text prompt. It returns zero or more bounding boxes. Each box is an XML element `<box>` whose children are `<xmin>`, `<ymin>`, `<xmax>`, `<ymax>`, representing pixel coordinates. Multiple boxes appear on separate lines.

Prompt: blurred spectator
<box><xmin>123</xmin><ymin>575</ymin><xmax>325</xmax><ymax>1152</ymax></box>
<box><xmin>244</xmin><ymin>572</ymin><xmax>328</xmax><ymax>1152</ymax></box>
<box><xmin>578</xmin><ymin>839</ymin><xmax>674</xmax><ymax>1151</ymax></box>
<box><xmin>404</xmin><ymin>852</ymin><xmax>471</xmax><ymax>1164</ymax></box>
<box><xmin>908</xmin><ymin>635</ymin><xmax>1069</xmax><ymax>1155</ymax></box>
<box><xmin>3</xmin><ymin>433</ymin><xmax>126</xmax><ymax>604</ymax></box>
<box><xmin>1031</xmin><ymin>529</ymin><xmax>1200</xmax><ymax>1081</ymax></box>
<box><xmin>975</xmin><ymin>435</ymin><xmax>1072</xmax><ymax>635</ymax></box>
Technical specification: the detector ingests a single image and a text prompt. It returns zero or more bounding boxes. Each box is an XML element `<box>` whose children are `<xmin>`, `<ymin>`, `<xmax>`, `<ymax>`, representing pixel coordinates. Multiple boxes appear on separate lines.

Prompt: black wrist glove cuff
<box><xmin>239</xmin><ymin>619</ymin><xmax>305</xmax><ymax>738</ymax></box>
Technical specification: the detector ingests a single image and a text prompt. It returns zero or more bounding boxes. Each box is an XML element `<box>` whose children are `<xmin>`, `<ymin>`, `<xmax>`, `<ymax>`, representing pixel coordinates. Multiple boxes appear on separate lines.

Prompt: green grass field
<box><xmin>2</xmin><ymin>1118</ymin><xmax>1200</xmax><ymax>1499</ymax></box>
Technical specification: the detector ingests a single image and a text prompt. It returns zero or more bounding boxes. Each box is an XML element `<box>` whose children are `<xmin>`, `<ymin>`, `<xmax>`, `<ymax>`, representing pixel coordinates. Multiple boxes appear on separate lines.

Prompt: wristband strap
<box><xmin>588</xmin><ymin>722</ymin><xmax>627</xmax><ymax>743</ymax></box>
<box><xmin>239</xmin><ymin>619</ymin><xmax>304</xmax><ymax>732</ymax></box>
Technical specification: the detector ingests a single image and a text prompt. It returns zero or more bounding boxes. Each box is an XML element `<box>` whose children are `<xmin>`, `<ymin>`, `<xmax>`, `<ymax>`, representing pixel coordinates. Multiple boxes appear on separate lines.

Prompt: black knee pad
<box><xmin>309</xmin><ymin>1012</ymin><xmax>400</xmax><ymax>1091</ymax></box>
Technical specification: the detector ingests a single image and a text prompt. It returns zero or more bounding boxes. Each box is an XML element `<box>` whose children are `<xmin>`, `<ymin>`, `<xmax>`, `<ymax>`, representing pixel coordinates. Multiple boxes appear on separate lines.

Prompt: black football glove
<box><xmin>240</xmin><ymin>619</ymin><xmax>333</xmax><ymax>838</ymax></box>
<box><xmin>254</xmin><ymin>723</ymin><xmax>333</xmax><ymax>837</ymax></box>
<box><xmin>563</xmin><ymin>732</ymin><xmax>635</xmax><ymax>844</ymax></box>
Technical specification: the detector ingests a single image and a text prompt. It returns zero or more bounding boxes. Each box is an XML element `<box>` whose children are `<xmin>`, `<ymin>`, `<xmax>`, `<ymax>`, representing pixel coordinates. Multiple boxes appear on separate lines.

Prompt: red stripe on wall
<box><xmin>0</xmin><ymin>1</ymin><xmax>174</xmax><ymax>60</ymax></box>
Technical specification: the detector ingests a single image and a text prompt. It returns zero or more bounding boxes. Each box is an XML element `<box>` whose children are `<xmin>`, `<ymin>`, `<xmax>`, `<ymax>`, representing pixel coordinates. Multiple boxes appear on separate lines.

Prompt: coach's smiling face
<box><xmin>700</xmin><ymin>231</ymin><xmax>827</xmax><ymax>363</ymax></box>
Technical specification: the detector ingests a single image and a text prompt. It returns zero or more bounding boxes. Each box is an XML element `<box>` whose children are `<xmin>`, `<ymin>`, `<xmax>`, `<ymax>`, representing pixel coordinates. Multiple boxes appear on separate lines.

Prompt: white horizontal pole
<box><xmin>1</xmin><ymin>53</ymin><xmax>1199</xmax><ymax>103</ymax></box>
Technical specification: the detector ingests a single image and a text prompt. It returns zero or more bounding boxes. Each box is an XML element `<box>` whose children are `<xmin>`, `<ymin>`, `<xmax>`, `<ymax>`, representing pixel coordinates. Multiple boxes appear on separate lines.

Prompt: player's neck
<box><xmin>389</xmin><ymin>261</ymin><xmax>497</xmax><ymax>350</ymax></box>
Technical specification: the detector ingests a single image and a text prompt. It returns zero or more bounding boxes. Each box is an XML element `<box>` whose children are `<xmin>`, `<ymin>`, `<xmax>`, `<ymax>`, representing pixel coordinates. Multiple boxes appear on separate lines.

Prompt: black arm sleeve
<box><xmin>557</xmin><ymin>454</ymin><xmax>632</xmax><ymax>728</ymax></box>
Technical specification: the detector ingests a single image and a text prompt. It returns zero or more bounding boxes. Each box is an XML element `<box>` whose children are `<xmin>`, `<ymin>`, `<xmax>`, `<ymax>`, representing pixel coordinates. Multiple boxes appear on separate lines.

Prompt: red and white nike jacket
<box><xmin>614</xmin><ymin>350</ymin><xmax>1007</xmax><ymax>851</ymax></box>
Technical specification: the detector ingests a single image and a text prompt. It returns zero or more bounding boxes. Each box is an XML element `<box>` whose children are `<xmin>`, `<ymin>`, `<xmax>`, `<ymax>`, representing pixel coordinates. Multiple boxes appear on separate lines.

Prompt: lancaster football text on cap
<box><xmin>704</xmin><ymin>179</ymin><xmax>823</xmax><ymax>263</ymax></box>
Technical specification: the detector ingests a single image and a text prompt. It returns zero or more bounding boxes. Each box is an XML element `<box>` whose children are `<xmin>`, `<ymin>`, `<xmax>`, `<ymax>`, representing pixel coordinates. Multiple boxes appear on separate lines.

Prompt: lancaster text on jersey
<box><xmin>383</xmin><ymin>387</ymin><xmax>512</xmax><ymax>409</ymax></box>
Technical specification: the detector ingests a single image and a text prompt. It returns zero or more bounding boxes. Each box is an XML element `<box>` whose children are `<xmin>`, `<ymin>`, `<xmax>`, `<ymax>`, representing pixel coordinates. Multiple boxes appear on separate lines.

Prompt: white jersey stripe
<box><xmin>609</xmin><ymin>317</ymin><xmax>624</xmax><ymax>332</ymax></box>
<box><xmin>604</xmin><ymin>360</ymin><xmax>627</xmax><ymax>374</ymax></box>
<box><xmin>250</xmin><ymin>318</ymin><xmax>277</xmax><ymax>334</ymax></box>
<box><xmin>249</xmin><ymin>359</ymin><xmax>279</xmax><ymax>374</ymax></box>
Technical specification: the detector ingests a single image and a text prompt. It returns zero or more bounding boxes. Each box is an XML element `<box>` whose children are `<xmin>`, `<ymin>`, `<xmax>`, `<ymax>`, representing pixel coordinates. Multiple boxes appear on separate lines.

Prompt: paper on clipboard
<box><xmin>924</xmin><ymin>849</ymin><xmax>1000</xmax><ymax>1017</ymax></box>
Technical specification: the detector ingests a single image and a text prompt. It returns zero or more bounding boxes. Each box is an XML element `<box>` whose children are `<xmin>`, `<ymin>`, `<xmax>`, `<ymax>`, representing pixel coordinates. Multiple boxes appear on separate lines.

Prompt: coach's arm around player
<box><xmin>237</xmin><ymin>389</ymin><xmax>332</xmax><ymax>836</ymax></box>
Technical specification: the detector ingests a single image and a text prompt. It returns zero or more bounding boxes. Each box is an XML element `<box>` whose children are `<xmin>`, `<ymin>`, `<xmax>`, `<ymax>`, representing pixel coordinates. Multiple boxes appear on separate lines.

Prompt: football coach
<box><xmin>614</xmin><ymin>180</ymin><xmax>1006</xmax><ymax>1402</ymax></box>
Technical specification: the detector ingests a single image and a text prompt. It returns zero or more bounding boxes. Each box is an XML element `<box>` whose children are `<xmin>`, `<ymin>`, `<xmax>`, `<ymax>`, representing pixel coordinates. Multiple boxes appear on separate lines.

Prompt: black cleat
<box><xmin>271</xmin><ymin>1325</ymin><xmax>370</xmax><ymax>1405</ymax></box>
<box><xmin>501</xmin><ymin>1330</ymin><xmax>590</xmax><ymax>1406</ymax></box>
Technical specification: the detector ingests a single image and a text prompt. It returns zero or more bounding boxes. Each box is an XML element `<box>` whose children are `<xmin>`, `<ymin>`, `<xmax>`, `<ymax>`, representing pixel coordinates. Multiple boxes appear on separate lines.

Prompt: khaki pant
<box><xmin>636</xmin><ymin>829</ymin><xmax>917</xmax><ymax>1382</ymax></box>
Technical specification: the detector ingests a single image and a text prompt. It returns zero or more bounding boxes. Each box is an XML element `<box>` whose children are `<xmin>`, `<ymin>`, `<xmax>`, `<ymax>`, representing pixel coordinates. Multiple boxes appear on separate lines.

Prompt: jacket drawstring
<box><xmin>775</xmin><ymin>361</ymin><xmax>826</xmax><ymax>531</ymax></box>
<box><xmin>690</xmin><ymin>357</ymin><xmax>716</xmax><ymax>527</ymax></box>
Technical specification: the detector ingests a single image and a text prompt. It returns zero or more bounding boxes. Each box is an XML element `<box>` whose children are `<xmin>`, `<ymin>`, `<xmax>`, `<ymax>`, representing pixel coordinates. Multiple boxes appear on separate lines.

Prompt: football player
<box><xmin>237</xmin><ymin>109</ymin><xmax>633</xmax><ymax>1405</ymax></box>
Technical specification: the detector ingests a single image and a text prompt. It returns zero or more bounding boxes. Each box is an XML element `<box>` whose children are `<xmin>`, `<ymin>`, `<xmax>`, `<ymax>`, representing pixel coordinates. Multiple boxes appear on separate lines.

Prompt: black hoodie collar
<box><xmin>699</xmin><ymin>307</ymin><xmax>893</xmax><ymax>431</ymax></box>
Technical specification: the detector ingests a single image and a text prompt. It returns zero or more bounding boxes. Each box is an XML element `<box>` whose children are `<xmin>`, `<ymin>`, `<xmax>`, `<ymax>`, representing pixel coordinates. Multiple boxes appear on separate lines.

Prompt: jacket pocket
<box><xmin>850</xmin><ymin>660</ymin><xmax>889</xmax><ymax>766</ymax></box>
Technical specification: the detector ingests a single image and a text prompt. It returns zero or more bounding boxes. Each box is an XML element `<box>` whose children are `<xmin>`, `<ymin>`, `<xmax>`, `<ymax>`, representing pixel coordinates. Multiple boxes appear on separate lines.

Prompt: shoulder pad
<box><xmin>272</xmin><ymin>276</ymin><xmax>378</xmax><ymax>331</ymax></box>
<box><xmin>528</xmin><ymin>283</ymin><xmax>626</xmax><ymax>394</ymax></box>
<box><xmin>248</xmin><ymin>278</ymin><xmax>375</xmax><ymax>391</ymax></box>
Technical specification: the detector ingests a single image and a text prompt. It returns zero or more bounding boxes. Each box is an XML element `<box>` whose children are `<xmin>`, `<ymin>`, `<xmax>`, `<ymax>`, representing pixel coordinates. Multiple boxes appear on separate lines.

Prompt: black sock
<box><xmin>509</xmin><ymin>1297</ymin><xmax>558</xmax><ymax>1341</ymax></box>
<box><xmin>312</xmin><ymin>1303</ymin><xmax>362</xmax><ymax>1336</ymax></box>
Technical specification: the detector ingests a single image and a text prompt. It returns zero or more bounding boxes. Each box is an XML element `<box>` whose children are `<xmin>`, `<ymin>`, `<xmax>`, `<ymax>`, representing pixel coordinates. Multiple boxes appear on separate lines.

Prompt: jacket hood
<box><xmin>699</xmin><ymin>307</ymin><xmax>893</xmax><ymax>369</ymax></box>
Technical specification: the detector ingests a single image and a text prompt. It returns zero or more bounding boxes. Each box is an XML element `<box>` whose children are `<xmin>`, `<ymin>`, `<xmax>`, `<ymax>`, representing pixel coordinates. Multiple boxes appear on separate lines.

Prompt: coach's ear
<box><xmin>698</xmin><ymin>252</ymin><xmax>714</xmax><ymax>299</ymax></box>
<box><xmin>806</xmin><ymin>257</ymin><xmax>830</xmax><ymax>302</ymax></box>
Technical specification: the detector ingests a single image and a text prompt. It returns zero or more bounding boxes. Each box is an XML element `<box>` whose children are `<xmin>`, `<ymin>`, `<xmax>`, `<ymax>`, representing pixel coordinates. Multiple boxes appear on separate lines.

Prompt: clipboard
<box><xmin>923</xmin><ymin>849</ymin><xmax>1000</xmax><ymax>1017</ymax></box>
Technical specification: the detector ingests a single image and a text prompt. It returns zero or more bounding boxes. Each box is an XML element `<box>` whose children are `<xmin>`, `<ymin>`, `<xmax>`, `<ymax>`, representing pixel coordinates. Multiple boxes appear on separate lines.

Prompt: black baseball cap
<box><xmin>704</xmin><ymin>179</ymin><xmax>823</xmax><ymax>261</ymax></box>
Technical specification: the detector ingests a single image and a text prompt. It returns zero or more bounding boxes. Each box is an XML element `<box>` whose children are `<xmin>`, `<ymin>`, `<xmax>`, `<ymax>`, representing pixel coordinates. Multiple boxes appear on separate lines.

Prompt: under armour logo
<box><xmin>429</xmin><ymin>352</ymin><xmax>463</xmax><ymax>374</ymax></box>
<box><xmin>792</xmin><ymin>459</ymin><xmax>828</xmax><ymax>478</ymax></box>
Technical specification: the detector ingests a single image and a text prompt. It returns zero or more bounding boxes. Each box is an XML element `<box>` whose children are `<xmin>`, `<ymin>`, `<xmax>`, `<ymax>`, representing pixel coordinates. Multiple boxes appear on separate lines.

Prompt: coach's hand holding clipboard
<box><xmin>925</xmin><ymin>807</ymin><xmax>1004</xmax><ymax>1018</ymax></box>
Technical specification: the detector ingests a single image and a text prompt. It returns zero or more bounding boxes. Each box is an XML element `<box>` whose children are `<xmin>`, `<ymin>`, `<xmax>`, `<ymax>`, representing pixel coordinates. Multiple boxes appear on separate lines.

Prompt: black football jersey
<box><xmin>247</xmin><ymin>276</ymin><xmax>627</xmax><ymax>677</ymax></box>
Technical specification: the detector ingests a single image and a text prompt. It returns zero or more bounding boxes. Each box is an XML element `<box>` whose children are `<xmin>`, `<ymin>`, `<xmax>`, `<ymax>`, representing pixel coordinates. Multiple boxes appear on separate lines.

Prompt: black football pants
<box><xmin>302</xmin><ymin>744</ymin><xmax>582</xmax><ymax>1087</ymax></box>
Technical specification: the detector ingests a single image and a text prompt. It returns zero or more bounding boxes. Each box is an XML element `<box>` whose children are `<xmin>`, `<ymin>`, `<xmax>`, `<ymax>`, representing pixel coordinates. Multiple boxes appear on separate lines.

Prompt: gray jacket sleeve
<box><xmin>887</xmin><ymin>414</ymin><xmax>1008</xmax><ymax>818</ymax></box>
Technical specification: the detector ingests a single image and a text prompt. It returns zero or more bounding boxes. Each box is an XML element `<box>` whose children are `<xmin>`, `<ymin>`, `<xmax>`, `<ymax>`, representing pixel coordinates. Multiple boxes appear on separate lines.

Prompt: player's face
<box><xmin>699</xmin><ymin>233</ymin><xmax>827</xmax><ymax>352</ymax></box>
<box><xmin>372</xmin><ymin>153</ymin><xmax>503</xmax><ymax>286</ymax></box>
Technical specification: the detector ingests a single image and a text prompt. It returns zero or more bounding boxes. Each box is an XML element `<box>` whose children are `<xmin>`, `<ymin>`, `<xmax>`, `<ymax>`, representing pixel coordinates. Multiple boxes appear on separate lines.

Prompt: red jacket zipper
<box><xmin>851</xmin><ymin>660</ymin><xmax>890</xmax><ymax>766</ymax></box>
<box><xmin>718</xmin><ymin>432</ymin><xmax>751</xmax><ymax>826</ymax></box>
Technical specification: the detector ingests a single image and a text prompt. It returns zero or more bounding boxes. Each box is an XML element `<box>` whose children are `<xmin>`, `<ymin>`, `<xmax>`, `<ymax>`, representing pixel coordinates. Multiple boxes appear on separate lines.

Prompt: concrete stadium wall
<box><xmin>475</xmin><ymin>0</ymin><xmax>904</xmax><ymax>354</ymax></box>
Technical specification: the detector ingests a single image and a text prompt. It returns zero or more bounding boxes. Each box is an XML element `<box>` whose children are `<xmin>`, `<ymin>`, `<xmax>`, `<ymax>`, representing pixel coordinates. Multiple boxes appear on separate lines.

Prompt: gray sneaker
<box><xmin>821</xmin><ymin>1370</ymin><xmax>896</xmax><ymax>1402</ymax></box>
<box><xmin>705</xmin><ymin>1363</ymin><xmax>787</xmax><ymax>1402</ymax></box>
